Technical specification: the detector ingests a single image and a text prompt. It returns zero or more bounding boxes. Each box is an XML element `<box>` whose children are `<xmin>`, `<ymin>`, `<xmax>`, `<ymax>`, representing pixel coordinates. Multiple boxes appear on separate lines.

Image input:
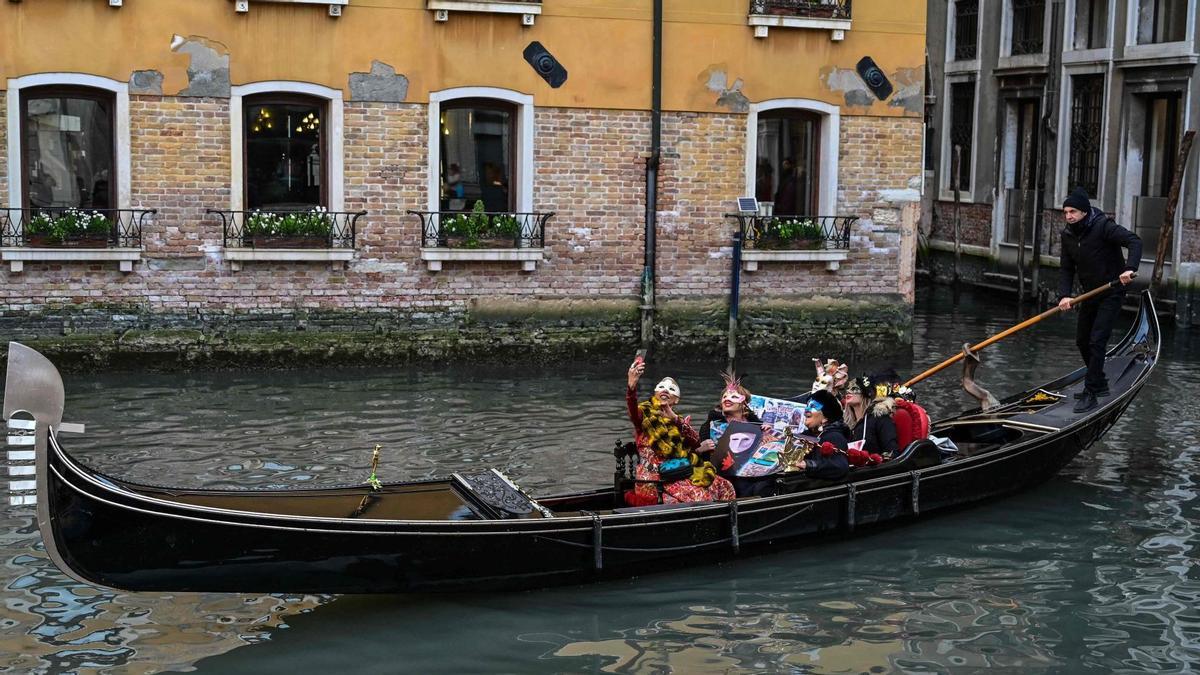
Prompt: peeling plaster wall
<box><xmin>170</xmin><ymin>35</ymin><xmax>230</xmax><ymax>98</ymax></box>
<box><xmin>348</xmin><ymin>61</ymin><xmax>409</xmax><ymax>103</ymax></box>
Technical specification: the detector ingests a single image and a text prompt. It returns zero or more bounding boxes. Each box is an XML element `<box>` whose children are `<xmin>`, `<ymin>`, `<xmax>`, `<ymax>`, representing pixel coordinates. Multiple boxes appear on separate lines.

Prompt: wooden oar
<box><xmin>903</xmin><ymin>277</ymin><xmax>1131</xmax><ymax>388</ymax></box>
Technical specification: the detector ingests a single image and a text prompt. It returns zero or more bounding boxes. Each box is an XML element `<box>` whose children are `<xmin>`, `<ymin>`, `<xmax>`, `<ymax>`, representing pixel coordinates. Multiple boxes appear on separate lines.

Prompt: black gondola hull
<box><xmin>6</xmin><ymin>291</ymin><xmax>1160</xmax><ymax>594</ymax></box>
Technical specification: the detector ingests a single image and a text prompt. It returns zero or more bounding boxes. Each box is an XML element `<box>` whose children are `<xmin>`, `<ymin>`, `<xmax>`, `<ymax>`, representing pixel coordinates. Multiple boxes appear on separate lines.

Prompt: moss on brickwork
<box><xmin>0</xmin><ymin>296</ymin><xmax>912</xmax><ymax>371</ymax></box>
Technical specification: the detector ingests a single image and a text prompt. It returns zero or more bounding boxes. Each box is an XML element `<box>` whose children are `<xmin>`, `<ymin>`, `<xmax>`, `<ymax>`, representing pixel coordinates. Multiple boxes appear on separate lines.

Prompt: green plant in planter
<box><xmin>442</xmin><ymin>200</ymin><xmax>516</xmax><ymax>249</ymax></box>
<box><xmin>244</xmin><ymin>207</ymin><xmax>333</xmax><ymax>240</ymax></box>
<box><xmin>25</xmin><ymin>209</ymin><xmax>112</xmax><ymax>244</ymax></box>
<box><xmin>763</xmin><ymin>217</ymin><xmax>825</xmax><ymax>250</ymax></box>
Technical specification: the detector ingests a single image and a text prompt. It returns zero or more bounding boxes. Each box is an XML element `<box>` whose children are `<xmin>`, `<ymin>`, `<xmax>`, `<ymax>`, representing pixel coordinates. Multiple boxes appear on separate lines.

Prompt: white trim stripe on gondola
<box><xmin>6</xmin><ymin>418</ymin><xmax>36</xmax><ymax>430</ymax></box>
<box><xmin>9</xmin><ymin>495</ymin><xmax>36</xmax><ymax>506</ymax></box>
<box><xmin>8</xmin><ymin>480</ymin><xmax>36</xmax><ymax>491</ymax></box>
<box><xmin>6</xmin><ymin>435</ymin><xmax>35</xmax><ymax>445</ymax></box>
<box><xmin>8</xmin><ymin>451</ymin><xmax>35</xmax><ymax>461</ymax></box>
<box><xmin>8</xmin><ymin>466</ymin><xmax>35</xmax><ymax>476</ymax></box>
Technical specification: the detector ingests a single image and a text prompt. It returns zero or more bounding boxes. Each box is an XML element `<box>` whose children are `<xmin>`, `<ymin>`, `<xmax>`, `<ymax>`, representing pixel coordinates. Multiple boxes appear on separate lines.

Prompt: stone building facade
<box><xmin>925</xmin><ymin>0</ymin><xmax>1200</xmax><ymax>325</ymax></box>
<box><xmin>1</xmin><ymin>0</ymin><xmax>925</xmax><ymax>367</ymax></box>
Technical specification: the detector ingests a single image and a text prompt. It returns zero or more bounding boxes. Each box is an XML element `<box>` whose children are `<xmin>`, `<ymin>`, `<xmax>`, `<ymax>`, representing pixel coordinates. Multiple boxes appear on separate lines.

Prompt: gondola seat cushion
<box><xmin>623</xmin><ymin>489</ymin><xmax>660</xmax><ymax>507</ymax></box>
<box><xmin>893</xmin><ymin>399</ymin><xmax>930</xmax><ymax>450</ymax></box>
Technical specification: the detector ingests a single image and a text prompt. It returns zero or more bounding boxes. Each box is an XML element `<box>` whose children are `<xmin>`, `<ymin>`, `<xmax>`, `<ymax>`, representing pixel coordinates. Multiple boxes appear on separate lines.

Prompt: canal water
<box><xmin>2</xmin><ymin>286</ymin><xmax>1197</xmax><ymax>673</ymax></box>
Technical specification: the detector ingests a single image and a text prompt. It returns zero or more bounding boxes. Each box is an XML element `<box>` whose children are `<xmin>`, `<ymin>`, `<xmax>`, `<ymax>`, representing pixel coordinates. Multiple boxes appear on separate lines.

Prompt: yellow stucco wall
<box><xmin>1</xmin><ymin>0</ymin><xmax>924</xmax><ymax>115</ymax></box>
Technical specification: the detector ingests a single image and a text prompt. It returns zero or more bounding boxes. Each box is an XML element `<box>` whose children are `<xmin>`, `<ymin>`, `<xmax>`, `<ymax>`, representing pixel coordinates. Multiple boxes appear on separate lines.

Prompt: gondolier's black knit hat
<box><xmin>1063</xmin><ymin>186</ymin><xmax>1091</xmax><ymax>212</ymax></box>
<box><xmin>809</xmin><ymin>389</ymin><xmax>843</xmax><ymax>423</ymax></box>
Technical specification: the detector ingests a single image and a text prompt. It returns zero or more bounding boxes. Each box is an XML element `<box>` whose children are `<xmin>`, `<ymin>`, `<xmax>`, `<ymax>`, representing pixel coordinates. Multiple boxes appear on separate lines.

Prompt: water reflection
<box><xmin>1</xmin><ymin>286</ymin><xmax>1197</xmax><ymax>673</ymax></box>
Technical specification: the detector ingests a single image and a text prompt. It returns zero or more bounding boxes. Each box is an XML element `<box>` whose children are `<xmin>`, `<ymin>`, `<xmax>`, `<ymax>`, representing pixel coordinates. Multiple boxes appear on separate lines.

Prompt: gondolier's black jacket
<box><xmin>1058</xmin><ymin>207</ymin><xmax>1142</xmax><ymax>301</ymax></box>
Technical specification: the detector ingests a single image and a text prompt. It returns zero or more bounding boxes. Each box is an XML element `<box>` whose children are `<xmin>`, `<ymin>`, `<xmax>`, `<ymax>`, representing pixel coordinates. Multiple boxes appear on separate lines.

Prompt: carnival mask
<box><xmin>654</xmin><ymin>377</ymin><xmax>681</xmax><ymax>399</ymax></box>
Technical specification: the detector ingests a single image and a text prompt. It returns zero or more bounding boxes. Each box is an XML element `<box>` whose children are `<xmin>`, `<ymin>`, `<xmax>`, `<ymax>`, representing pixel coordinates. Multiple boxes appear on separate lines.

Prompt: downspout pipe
<box><xmin>640</xmin><ymin>0</ymin><xmax>663</xmax><ymax>352</ymax></box>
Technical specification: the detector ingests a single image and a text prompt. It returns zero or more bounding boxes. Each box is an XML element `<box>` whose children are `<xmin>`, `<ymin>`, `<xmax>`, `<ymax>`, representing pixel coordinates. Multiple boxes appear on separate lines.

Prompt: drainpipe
<box><xmin>640</xmin><ymin>0</ymin><xmax>663</xmax><ymax>352</ymax></box>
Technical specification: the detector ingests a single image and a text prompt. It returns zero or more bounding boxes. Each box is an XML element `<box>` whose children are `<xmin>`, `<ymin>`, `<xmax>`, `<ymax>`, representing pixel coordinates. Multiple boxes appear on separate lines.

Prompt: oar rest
<box><xmin>775</xmin><ymin>438</ymin><xmax>943</xmax><ymax>494</ymax></box>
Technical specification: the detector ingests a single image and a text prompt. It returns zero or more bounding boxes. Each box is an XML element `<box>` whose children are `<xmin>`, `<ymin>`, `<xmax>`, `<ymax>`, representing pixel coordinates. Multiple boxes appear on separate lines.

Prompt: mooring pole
<box><xmin>952</xmin><ymin>145</ymin><xmax>962</xmax><ymax>285</ymax></box>
<box><xmin>727</xmin><ymin>228</ymin><xmax>744</xmax><ymax>370</ymax></box>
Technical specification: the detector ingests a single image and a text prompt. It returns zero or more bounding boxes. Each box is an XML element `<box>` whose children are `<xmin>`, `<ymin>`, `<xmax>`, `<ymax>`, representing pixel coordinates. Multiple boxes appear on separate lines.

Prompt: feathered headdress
<box><xmin>718</xmin><ymin>368</ymin><xmax>750</xmax><ymax>408</ymax></box>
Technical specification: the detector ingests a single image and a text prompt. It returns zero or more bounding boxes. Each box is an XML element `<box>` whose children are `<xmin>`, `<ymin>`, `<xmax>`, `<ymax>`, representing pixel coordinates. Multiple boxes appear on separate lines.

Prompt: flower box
<box><xmin>25</xmin><ymin>234</ymin><xmax>110</xmax><ymax>248</ymax></box>
<box><xmin>244</xmin><ymin>235</ymin><xmax>330</xmax><ymax>249</ymax></box>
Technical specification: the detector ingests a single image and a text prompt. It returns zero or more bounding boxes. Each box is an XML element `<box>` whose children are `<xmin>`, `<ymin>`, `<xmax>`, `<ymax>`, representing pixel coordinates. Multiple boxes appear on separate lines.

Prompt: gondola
<box><xmin>3</xmin><ymin>291</ymin><xmax>1160</xmax><ymax>594</ymax></box>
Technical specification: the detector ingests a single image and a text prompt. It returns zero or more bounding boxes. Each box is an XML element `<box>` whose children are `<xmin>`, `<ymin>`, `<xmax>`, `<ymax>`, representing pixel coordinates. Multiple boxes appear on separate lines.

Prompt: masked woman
<box><xmin>794</xmin><ymin>388</ymin><xmax>850</xmax><ymax>481</ymax></box>
<box><xmin>626</xmin><ymin>360</ymin><xmax>736</xmax><ymax>505</ymax></box>
<box><xmin>843</xmin><ymin>375</ymin><xmax>899</xmax><ymax>459</ymax></box>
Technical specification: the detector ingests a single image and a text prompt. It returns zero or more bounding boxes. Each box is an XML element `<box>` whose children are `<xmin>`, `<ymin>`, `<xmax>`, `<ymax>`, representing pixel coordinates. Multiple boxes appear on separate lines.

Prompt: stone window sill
<box><xmin>2</xmin><ymin>247</ymin><xmax>141</xmax><ymax>273</ymax></box>
<box><xmin>996</xmin><ymin>53</ymin><xmax>1049</xmax><ymax>73</ymax></box>
<box><xmin>428</xmin><ymin>0</ymin><xmax>541</xmax><ymax>24</ymax></box>
<box><xmin>1117</xmin><ymin>42</ymin><xmax>1198</xmax><ymax>68</ymax></box>
<box><xmin>747</xmin><ymin>14</ymin><xmax>850</xmax><ymax>40</ymax></box>
<box><xmin>224</xmin><ymin>248</ymin><xmax>355</xmax><ymax>272</ymax></box>
<box><xmin>420</xmin><ymin>247</ymin><xmax>544</xmax><ymax>272</ymax></box>
<box><xmin>742</xmin><ymin>249</ymin><xmax>848</xmax><ymax>272</ymax></box>
<box><xmin>232</xmin><ymin>0</ymin><xmax>348</xmax><ymax>17</ymax></box>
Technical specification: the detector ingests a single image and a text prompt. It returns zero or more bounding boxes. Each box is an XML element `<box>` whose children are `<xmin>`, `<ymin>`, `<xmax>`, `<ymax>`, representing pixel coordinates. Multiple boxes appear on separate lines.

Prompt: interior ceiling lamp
<box><xmin>295</xmin><ymin>112</ymin><xmax>320</xmax><ymax>133</ymax></box>
<box><xmin>251</xmin><ymin>107</ymin><xmax>274</xmax><ymax>134</ymax></box>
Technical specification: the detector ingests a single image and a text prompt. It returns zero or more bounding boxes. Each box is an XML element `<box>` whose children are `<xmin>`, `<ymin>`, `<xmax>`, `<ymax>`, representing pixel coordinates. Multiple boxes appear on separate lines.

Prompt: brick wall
<box><xmin>930</xmin><ymin>200</ymin><xmax>992</xmax><ymax>248</ymax></box>
<box><xmin>130</xmin><ymin>96</ymin><xmax>230</xmax><ymax>255</ymax></box>
<box><xmin>0</xmin><ymin>97</ymin><xmax>920</xmax><ymax>359</ymax></box>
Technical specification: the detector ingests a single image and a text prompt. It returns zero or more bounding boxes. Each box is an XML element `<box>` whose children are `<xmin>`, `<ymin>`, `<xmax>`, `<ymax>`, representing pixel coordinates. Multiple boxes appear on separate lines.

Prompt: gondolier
<box><xmin>1057</xmin><ymin>186</ymin><xmax>1142</xmax><ymax>413</ymax></box>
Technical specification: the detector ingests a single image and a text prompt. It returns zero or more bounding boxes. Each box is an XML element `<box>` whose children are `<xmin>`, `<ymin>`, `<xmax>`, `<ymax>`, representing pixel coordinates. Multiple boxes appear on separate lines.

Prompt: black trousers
<box><xmin>1075</xmin><ymin>292</ymin><xmax>1124</xmax><ymax>392</ymax></box>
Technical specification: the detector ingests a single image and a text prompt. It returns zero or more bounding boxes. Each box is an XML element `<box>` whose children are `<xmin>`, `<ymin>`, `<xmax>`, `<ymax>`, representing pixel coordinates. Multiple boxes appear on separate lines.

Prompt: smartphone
<box><xmin>633</xmin><ymin>348</ymin><xmax>647</xmax><ymax>366</ymax></box>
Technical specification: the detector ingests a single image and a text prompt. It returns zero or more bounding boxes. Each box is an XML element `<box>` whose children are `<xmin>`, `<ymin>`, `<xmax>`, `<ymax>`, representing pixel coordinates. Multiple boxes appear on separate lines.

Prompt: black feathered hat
<box><xmin>808</xmin><ymin>388</ymin><xmax>843</xmax><ymax>423</ymax></box>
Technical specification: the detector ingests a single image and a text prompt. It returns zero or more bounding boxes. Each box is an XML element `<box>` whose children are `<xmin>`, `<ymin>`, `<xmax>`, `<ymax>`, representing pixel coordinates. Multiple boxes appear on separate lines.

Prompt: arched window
<box><xmin>439</xmin><ymin>99</ymin><xmax>516</xmax><ymax>212</ymax></box>
<box><xmin>20</xmin><ymin>85</ymin><xmax>115</xmax><ymax>209</ymax></box>
<box><xmin>755</xmin><ymin>110</ymin><xmax>822</xmax><ymax>216</ymax></box>
<box><xmin>243</xmin><ymin>93</ymin><xmax>327</xmax><ymax>209</ymax></box>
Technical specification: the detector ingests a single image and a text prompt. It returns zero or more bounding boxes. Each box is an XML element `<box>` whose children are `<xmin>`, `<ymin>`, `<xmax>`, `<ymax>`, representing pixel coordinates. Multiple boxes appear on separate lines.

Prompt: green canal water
<box><xmin>1</xmin><ymin>286</ymin><xmax>1197</xmax><ymax>673</ymax></box>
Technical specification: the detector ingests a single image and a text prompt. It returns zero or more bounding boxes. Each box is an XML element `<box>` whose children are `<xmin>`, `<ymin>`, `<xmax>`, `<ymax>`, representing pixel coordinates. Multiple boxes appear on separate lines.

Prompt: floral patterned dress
<box><xmin>625</xmin><ymin>387</ymin><xmax>736</xmax><ymax>504</ymax></box>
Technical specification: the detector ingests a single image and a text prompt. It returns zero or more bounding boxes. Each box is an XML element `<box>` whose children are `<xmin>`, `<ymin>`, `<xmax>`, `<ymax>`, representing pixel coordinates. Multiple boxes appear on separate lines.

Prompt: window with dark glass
<box><xmin>1068</xmin><ymin>75</ymin><xmax>1104</xmax><ymax>197</ymax></box>
<box><xmin>954</xmin><ymin>0</ymin><xmax>979</xmax><ymax>60</ymax></box>
<box><xmin>21</xmin><ymin>87</ymin><xmax>115</xmax><ymax>209</ymax></box>
<box><xmin>1134</xmin><ymin>93</ymin><xmax>1182</xmax><ymax>259</ymax></box>
<box><xmin>244</xmin><ymin>95</ymin><xmax>325</xmax><ymax>209</ymax></box>
<box><xmin>440</xmin><ymin>101</ymin><xmax>515</xmax><ymax>212</ymax></box>
<box><xmin>1010</xmin><ymin>0</ymin><xmax>1046</xmax><ymax>55</ymax></box>
<box><xmin>948</xmin><ymin>81</ymin><xmax>975</xmax><ymax>190</ymax></box>
<box><xmin>1073</xmin><ymin>0</ymin><xmax>1108</xmax><ymax>49</ymax></box>
<box><xmin>755</xmin><ymin>110</ymin><xmax>821</xmax><ymax>216</ymax></box>
<box><xmin>1136</xmin><ymin>0</ymin><xmax>1187</xmax><ymax>44</ymax></box>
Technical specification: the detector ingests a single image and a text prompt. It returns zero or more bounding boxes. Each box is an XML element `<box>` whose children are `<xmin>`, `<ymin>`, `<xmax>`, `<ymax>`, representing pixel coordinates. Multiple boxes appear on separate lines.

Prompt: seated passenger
<box><xmin>795</xmin><ymin>389</ymin><xmax>850</xmax><ymax>481</ymax></box>
<box><xmin>697</xmin><ymin>371</ymin><xmax>775</xmax><ymax>497</ymax></box>
<box><xmin>625</xmin><ymin>359</ymin><xmax>735</xmax><ymax>505</ymax></box>
<box><xmin>698</xmin><ymin>370</ymin><xmax>761</xmax><ymax>456</ymax></box>
<box><xmin>844</xmin><ymin>375</ymin><xmax>899</xmax><ymax>459</ymax></box>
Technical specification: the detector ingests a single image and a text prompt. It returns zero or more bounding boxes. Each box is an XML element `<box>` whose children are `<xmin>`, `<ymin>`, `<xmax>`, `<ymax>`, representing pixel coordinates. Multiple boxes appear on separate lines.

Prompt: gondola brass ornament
<box><xmin>364</xmin><ymin>444</ymin><xmax>382</xmax><ymax>491</ymax></box>
<box><xmin>961</xmin><ymin>342</ymin><xmax>1000</xmax><ymax>411</ymax></box>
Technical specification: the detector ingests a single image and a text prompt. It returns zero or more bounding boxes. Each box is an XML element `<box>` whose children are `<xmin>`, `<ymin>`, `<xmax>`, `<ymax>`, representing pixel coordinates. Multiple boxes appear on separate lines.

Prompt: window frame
<box><xmin>229</xmin><ymin>81</ymin><xmax>344</xmax><ymax>213</ymax></box>
<box><xmin>241</xmin><ymin>92</ymin><xmax>330</xmax><ymax>210</ymax></box>
<box><xmin>754</xmin><ymin>108</ymin><xmax>824</xmax><ymax>217</ymax></box>
<box><xmin>744</xmin><ymin>99</ymin><xmax>840</xmax><ymax>218</ymax></box>
<box><xmin>6</xmin><ymin>73</ymin><xmax>131</xmax><ymax>211</ymax></box>
<box><xmin>940</xmin><ymin>77</ymin><xmax>978</xmax><ymax>199</ymax></box>
<box><xmin>1066</xmin><ymin>73</ymin><xmax>1106</xmax><ymax>199</ymax></box>
<box><xmin>438</xmin><ymin>98</ymin><xmax>519</xmax><ymax>212</ymax></box>
<box><xmin>427</xmin><ymin>87</ymin><xmax>534</xmax><ymax>216</ymax></box>
<box><xmin>18</xmin><ymin>85</ymin><xmax>118</xmax><ymax>210</ymax></box>
<box><xmin>1123</xmin><ymin>0</ymin><xmax>1196</xmax><ymax>60</ymax></box>
<box><xmin>952</xmin><ymin>0</ymin><xmax>981</xmax><ymax>62</ymax></box>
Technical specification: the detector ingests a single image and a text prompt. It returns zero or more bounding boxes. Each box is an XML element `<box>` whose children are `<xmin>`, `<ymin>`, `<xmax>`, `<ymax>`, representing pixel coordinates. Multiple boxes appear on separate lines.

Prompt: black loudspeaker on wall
<box><xmin>855</xmin><ymin>56</ymin><xmax>893</xmax><ymax>101</ymax></box>
<box><xmin>523</xmin><ymin>42</ymin><xmax>568</xmax><ymax>89</ymax></box>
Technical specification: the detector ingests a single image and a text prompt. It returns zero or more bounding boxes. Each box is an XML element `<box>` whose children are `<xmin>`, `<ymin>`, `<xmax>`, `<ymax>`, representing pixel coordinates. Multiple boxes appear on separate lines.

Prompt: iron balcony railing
<box><xmin>749</xmin><ymin>0</ymin><xmax>852</xmax><ymax>19</ymax></box>
<box><xmin>727</xmin><ymin>214</ymin><xmax>855</xmax><ymax>250</ymax></box>
<box><xmin>0</xmin><ymin>207</ymin><xmax>154</xmax><ymax>248</ymax></box>
<box><xmin>207</xmin><ymin>209</ymin><xmax>364</xmax><ymax>249</ymax></box>
<box><xmin>408</xmin><ymin>210</ymin><xmax>552</xmax><ymax>249</ymax></box>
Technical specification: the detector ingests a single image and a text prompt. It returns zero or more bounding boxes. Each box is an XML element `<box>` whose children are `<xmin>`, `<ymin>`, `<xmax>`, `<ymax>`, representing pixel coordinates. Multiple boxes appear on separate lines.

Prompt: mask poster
<box><xmin>748</xmin><ymin>394</ymin><xmax>809</xmax><ymax>433</ymax></box>
<box><xmin>712</xmin><ymin>421</ymin><xmax>787</xmax><ymax>478</ymax></box>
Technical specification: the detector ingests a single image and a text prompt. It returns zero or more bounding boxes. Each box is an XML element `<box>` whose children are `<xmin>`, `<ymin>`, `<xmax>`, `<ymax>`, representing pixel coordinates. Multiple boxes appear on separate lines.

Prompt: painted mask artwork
<box><xmin>712</xmin><ymin>421</ymin><xmax>784</xmax><ymax>478</ymax></box>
